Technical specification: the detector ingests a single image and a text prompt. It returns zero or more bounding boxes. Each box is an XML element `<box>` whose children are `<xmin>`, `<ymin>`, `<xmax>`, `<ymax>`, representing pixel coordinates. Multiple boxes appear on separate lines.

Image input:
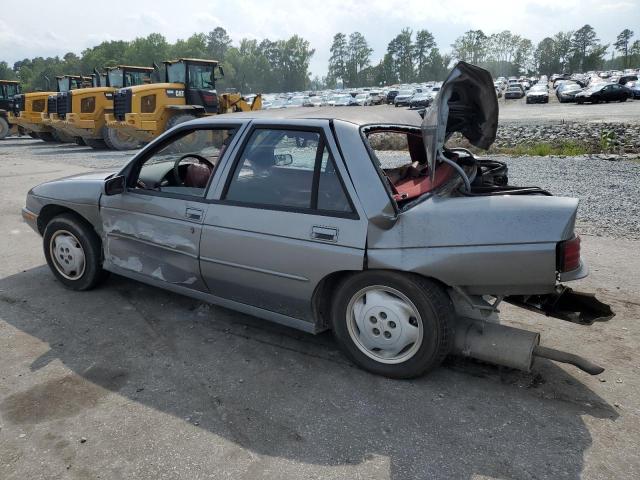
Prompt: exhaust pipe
<box><xmin>453</xmin><ymin>318</ymin><xmax>604</xmax><ymax>375</ymax></box>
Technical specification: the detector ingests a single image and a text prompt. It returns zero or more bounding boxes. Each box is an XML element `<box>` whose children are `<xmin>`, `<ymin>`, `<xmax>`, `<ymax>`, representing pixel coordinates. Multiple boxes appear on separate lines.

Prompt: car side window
<box><xmin>131</xmin><ymin>127</ymin><xmax>236</xmax><ymax>198</ymax></box>
<box><xmin>225</xmin><ymin>128</ymin><xmax>353</xmax><ymax>214</ymax></box>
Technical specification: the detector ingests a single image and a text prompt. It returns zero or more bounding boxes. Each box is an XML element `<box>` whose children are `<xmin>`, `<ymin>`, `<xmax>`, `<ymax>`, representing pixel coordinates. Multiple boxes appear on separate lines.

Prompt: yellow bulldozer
<box><xmin>104</xmin><ymin>58</ymin><xmax>262</xmax><ymax>149</ymax></box>
<box><xmin>0</xmin><ymin>80</ymin><xmax>21</xmax><ymax>140</ymax></box>
<box><xmin>10</xmin><ymin>75</ymin><xmax>89</xmax><ymax>142</ymax></box>
<box><xmin>57</xmin><ymin>65</ymin><xmax>156</xmax><ymax>149</ymax></box>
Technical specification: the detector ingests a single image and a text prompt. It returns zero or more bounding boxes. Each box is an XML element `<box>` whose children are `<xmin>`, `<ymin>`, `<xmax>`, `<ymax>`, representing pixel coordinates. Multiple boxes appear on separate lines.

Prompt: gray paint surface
<box><xmin>23</xmin><ymin>108</ymin><xmax>585</xmax><ymax>331</ymax></box>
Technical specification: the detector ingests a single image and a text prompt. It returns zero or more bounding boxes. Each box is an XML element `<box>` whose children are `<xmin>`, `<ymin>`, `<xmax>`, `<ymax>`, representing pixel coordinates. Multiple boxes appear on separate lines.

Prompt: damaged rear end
<box><xmin>365</xmin><ymin>61</ymin><xmax>614</xmax><ymax>375</ymax></box>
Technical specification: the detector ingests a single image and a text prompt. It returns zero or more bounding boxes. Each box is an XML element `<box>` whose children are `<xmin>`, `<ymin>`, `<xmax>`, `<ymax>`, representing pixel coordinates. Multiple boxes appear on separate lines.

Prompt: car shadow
<box><xmin>0</xmin><ymin>266</ymin><xmax>618</xmax><ymax>479</ymax></box>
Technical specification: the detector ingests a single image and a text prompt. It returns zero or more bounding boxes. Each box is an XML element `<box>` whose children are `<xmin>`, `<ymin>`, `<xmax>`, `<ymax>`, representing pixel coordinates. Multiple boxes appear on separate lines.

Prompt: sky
<box><xmin>1</xmin><ymin>0</ymin><xmax>638</xmax><ymax>76</ymax></box>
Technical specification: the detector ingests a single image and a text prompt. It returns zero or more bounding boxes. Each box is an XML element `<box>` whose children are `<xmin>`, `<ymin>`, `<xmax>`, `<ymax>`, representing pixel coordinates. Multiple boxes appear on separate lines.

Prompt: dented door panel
<box><xmin>100</xmin><ymin>191</ymin><xmax>207</xmax><ymax>290</ymax></box>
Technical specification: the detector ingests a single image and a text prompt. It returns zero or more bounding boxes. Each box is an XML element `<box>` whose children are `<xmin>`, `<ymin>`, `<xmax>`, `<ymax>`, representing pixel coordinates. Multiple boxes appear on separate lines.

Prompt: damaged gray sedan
<box><xmin>23</xmin><ymin>62</ymin><xmax>613</xmax><ymax>379</ymax></box>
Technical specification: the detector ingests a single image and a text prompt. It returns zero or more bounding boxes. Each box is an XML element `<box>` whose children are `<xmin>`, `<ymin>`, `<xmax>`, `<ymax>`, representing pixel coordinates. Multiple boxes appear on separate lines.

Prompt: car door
<box><xmin>200</xmin><ymin>120</ymin><xmax>368</xmax><ymax>326</ymax></box>
<box><xmin>100</xmin><ymin>125</ymin><xmax>240</xmax><ymax>292</ymax></box>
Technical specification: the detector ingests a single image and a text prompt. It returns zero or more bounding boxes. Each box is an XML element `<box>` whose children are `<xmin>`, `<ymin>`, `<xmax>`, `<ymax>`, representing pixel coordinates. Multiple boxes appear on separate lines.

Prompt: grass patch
<box><xmin>489</xmin><ymin>141</ymin><xmax>591</xmax><ymax>156</ymax></box>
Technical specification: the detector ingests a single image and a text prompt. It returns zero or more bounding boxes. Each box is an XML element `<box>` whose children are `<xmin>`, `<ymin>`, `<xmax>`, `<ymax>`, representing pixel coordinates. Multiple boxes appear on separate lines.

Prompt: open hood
<box><xmin>421</xmin><ymin>62</ymin><xmax>498</xmax><ymax>180</ymax></box>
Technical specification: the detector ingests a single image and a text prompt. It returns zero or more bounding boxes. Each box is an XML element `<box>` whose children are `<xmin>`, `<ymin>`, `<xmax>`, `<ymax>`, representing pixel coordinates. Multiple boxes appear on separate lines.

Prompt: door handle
<box><xmin>311</xmin><ymin>226</ymin><xmax>338</xmax><ymax>242</ymax></box>
<box><xmin>185</xmin><ymin>207</ymin><xmax>204</xmax><ymax>222</ymax></box>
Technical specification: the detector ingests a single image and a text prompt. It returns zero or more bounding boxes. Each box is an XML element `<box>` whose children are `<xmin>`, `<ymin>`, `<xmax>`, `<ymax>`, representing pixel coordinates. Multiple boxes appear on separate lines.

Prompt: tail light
<box><xmin>557</xmin><ymin>235</ymin><xmax>581</xmax><ymax>272</ymax></box>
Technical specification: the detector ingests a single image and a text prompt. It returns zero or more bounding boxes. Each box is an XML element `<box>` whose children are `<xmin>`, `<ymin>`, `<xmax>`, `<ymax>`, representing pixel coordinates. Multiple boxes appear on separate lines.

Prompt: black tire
<box><xmin>37</xmin><ymin>131</ymin><xmax>59</xmax><ymax>142</ymax></box>
<box><xmin>165</xmin><ymin>114</ymin><xmax>204</xmax><ymax>152</ymax></box>
<box><xmin>85</xmin><ymin>138</ymin><xmax>108</xmax><ymax>149</ymax></box>
<box><xmin>103</xmin><ymin>126</ymin><xmax>140</xmax><ymax>151</ymax></box>
<box><xmin>0</xmin><ymin>117</ymin><xmax>9</xmax><ymax>139</ymax></box>
<box><xmin>43</xmin><ymin>213</ymin><xmax>109</xmax><ymax>291</ymax></box>
<box><xmin>331</xmin><ymin>271</ymin><xmax>455</xmax><ymax>379</ymax></box>
<box><xmin>620</xmin><ymin>97</ymin><xmax>627</xmax><ymax>102</ymax></box>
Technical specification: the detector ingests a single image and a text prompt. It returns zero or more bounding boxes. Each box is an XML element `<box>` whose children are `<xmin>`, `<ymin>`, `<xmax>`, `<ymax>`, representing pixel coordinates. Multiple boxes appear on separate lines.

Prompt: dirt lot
<box><xmin>1</xmin><ymin>138</ymin><xmax>639</xmax><ymax>480</ymax></box>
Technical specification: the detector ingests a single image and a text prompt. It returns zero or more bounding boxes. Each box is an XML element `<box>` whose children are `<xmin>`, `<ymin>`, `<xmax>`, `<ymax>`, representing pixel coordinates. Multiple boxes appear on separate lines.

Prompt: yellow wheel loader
<box><xmin>104</xmin><ymin>58</ymin><xmax>262</xmax><ymax>149</ymax></box>
<box><xmin>59</xmin><ymin>65</ymin><xmax>156</xmax><ymax>150</ymax></box>
<box><xmin>42</xmin><ymin>75</ymin><xmax>93</xmax><ymax>143</ymax></box>
<box><xmin>0</xmin><ymin>80</ymin><xmax>21</xmax><ymax>140</ymax></box>
<box><xmin>11</xmin><ymin>75</ymin><xmax>89</xmax><ymax>143</ymax></box>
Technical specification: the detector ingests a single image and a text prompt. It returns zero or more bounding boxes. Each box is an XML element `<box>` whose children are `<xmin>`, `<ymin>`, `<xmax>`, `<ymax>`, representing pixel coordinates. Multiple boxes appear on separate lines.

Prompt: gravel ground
<box><xmin>504</xmin><ymin>155</ymin><xmax>640</xmax><ymax>240</ymax></box>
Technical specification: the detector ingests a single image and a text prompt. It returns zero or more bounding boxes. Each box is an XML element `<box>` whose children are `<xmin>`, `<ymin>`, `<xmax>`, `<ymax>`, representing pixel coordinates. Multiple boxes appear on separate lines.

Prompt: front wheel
<box><xmin>331</xmin><ymin>271</ymin><xmax>454</xmax><ymax>379</ymax></box>
<box><xmin>0</xmin><ymin>117</ymin><xmax>9</xmax><ymax>139</ymax></box>
<box><xmin>43</xmin><ymin>214</ymin><xmax>109</xmax><ymax>291</ymax></box>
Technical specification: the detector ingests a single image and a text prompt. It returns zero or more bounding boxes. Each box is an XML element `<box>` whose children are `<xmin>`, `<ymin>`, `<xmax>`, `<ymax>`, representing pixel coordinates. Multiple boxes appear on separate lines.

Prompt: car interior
<box><xmin>133</xmin><ymin>129</ymin><xmax>235</xmax><ymax>197</ymax></box>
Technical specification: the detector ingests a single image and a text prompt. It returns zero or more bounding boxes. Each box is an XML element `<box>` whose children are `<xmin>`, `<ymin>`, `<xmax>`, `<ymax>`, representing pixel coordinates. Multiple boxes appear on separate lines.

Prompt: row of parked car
<box><xmin>260</xmin><ymin>83</ymin><xmax>443</xmax><ymax>110</ymax></box>
<box><xmin>494</xmin><ymin>69</ymin><xmax>640</xmax><ymax>105</ymax></box>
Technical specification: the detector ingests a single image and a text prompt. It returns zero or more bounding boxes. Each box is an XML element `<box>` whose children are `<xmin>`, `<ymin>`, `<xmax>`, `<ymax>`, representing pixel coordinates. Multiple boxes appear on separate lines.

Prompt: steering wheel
<box><xmin>172</xmin><ymin>153</ymin><xmax>215</xmax><ymax>185</ymax></box>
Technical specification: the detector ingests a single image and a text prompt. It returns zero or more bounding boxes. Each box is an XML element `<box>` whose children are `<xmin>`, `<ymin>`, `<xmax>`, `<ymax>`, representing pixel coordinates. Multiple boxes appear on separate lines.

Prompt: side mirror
<box><xmin>104</xmin><ymin>175</ymin><xmax>126</xmax><ymax>195</ymax></box>
<box><xmin>274</xmin><ymin>153</ymin><xmax>293</xmax><ymax>166</ymax></box>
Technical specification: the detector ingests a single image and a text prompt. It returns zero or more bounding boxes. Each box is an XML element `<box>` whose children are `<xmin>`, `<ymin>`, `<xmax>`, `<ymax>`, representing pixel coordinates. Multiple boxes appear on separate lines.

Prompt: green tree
<box><xmin>535</xmin><ymin>37</ymin><xmax>559</xmax><ymax>76</ymax></box>
<box><xmin>206</xmin><ymin>27</ymin><xmax>232</xmax><ymax>61</ymax></box>
<box><xmin>570</xmin><ymin>25</ymin><xmax>601</xmax><ymax>71</ymax></box>
<box><xmin>414</xmin><ymin>30</ymin><xmax>436</xmax><ymax>80</ymax></box>
<box><xmin>172</xmin><ymin>33</ymin><xmax>208</xmax><ymax>59</ymax></box>
<box><xmin>388</xmin><ymin>28</ymin><xmax>414</xmax><ymax>83</ymax></box>
<box><xmin>614</xmin><ymin>29</ymin><xmax>634</xmax><ymax>68</ymax></box>
<box><xmin>346</xmin><ymin>32</ymin><xmax>372</xmax><ymax>86</ymax></box>
<box><xmin>327</xmin><ymin>33</ymin><xmax>348</xmax><ymax>86</ymax></box>
<box><xmin>0</xmin><ymin>61</ymin><xmax>17</xmax><ymax>80</ymax></box>
<box><xmin>451</xmin><ymin>30</ymin><xmax>487</xmax><ymax>64</ymax></box>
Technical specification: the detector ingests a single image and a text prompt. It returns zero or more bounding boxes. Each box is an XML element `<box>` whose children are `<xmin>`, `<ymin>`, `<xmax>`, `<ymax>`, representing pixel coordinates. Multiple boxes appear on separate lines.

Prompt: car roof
<box><xmin>203</xmin><ymin>106</ymin><xmax>423</xmax><ymax>127</ymax></box>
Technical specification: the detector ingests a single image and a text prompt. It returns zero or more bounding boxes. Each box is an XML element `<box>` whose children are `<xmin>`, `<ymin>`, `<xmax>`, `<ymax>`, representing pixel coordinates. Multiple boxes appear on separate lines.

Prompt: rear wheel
<box><xmin>0</xmin><ymin>117</ymin><xmax>9</xmax><ymax>139</ymax></box>
<box><xmin>331</xmin><ymin>271</ymin><xmax>455</xmax><ymax>379</ymax></box>
<box><xmin>43</xmin><ymin>214</ymin><xmax>108</xmax><ymax>291</ymax></box>
<box><xmin>103</xmin><ymin>126</ymin><xmax>140</xmax><ymax>151</ymax></box>
<box><xmin>166</xmin><ymin>114</ymin><xmax>204</xmax><ymax>151</ymax></box>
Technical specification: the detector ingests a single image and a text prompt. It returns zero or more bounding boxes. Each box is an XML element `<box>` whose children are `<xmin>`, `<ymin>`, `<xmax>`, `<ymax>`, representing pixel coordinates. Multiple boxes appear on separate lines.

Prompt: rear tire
<box><xmin>0</xmin><ymin>117</ymin><xmax>9</xmax><ymax>139</ymax></box>
<box><xmin>165</xmin><ymin>114</ymin><xmax>203</xmax><ymax>151</ymax></box>
<box><xmin>103</xmin><ymin>126</ymin><xmax>140</xmax><ymax>151</ymax></box>
<box><xmin>43</xmin><ymin>214</ymin><xmax>109</xmax><ymax>291</ymax></box>
<box><xmin>331</xmin><ymin>271</ymin><xmax>455</xmax><ymax>379</ymax></box>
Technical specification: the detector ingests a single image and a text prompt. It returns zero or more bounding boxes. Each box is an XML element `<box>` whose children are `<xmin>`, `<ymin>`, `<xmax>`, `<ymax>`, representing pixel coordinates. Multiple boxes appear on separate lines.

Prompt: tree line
<box><xmin>0</xmin><ymin>28</ymin><xmax>314</xmax><ymax>93</ymax></box>
<box><xmin>1</xmin><ymin>25</ymin><xmax>638</xmax><ymax>93</ymax></box>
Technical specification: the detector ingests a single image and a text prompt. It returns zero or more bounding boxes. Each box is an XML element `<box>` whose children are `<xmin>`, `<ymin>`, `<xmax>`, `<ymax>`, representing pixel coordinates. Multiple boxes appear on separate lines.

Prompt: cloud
<box><xmin>1</xmin><ymin>0</ymin><xmax>638</xmax><ymax>75</ymax></box>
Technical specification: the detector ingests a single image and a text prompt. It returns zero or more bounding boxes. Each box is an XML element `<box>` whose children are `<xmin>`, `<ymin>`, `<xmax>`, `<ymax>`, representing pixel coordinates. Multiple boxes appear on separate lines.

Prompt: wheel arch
<box><xmin>37</xmin><ymin>204</ymin><xmax>97</xmax><ymax>236</ymax></box>
<box><xmin>312</xmin><ymin>268</ymin><xmax>452</xmax><ymax>332</ymax></box>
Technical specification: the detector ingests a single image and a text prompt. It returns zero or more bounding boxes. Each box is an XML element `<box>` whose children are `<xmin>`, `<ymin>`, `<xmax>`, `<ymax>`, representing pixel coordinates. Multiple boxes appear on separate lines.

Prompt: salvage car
<box><xmin>23</xmin><ymin>62</ymin><xmax>613</xmax><ymax>379</ymax></box>
<box><xmin>556</xmin><ymin>83</ymin><xmax>583</xmax><ymax>103</ymax></box>
<box><xmin>575</xmin><ymin>83</ymin><xmax>632</xmax><ymax>104</ymax></box>
<box><xmin>525</xmin><ymin>84</ymin><xmax>549</xmax><ymax>103</ymax></box>
<box><xmin>393</xmin><ymin>89</ymin><xmax>415</xmax><ymax>107</ymax></box>
<box><xmin>504</xmin><ymin>84</ymin><xmax>525</xmax><ymax>99</ymax></box>
<box><xmin>408</xmin><ymin>92</ymin><xmax>433</xmax><ymax>109</ymax></box>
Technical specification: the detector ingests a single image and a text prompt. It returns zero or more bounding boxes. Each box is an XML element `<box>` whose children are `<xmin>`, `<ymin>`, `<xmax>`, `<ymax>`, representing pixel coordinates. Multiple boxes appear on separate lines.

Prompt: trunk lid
<box><xmin>421</xmin><ymin>62</ymin><xmax>499</xmax><ymax>181</ymax></box>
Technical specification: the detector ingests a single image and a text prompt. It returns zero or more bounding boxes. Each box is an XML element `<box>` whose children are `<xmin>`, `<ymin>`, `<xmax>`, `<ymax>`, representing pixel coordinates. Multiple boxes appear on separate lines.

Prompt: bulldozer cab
<box><xmin>106</xmin><ymin>66</ymin><xmax>155</xmax><ymax>88</ymax></box>
<box><xmin>164</xmin><ymin>58</ymin><xmax>223</xmax><ymax>113</ymax></box>
<box><xmin>0</xmin><ymin>80</ymin><xmax>21</xmax><ymax>100</ymax></box>
<box><xmin>91</xmin><ymin>72</ymin><xmax>108</xmax><ymax>88</ymax></box>
<box><xmin>56</xmin><ymin>75</ymin><xmax>92</xmax><ymax>92</ymax></box>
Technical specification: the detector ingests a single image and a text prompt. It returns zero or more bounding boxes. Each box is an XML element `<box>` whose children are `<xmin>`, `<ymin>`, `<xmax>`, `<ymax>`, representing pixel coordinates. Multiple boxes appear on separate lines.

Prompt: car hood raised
<box><xmin>421</xmin><ymin>62</ymin><xmax>498</xmax><ymax>180</ymax></box>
